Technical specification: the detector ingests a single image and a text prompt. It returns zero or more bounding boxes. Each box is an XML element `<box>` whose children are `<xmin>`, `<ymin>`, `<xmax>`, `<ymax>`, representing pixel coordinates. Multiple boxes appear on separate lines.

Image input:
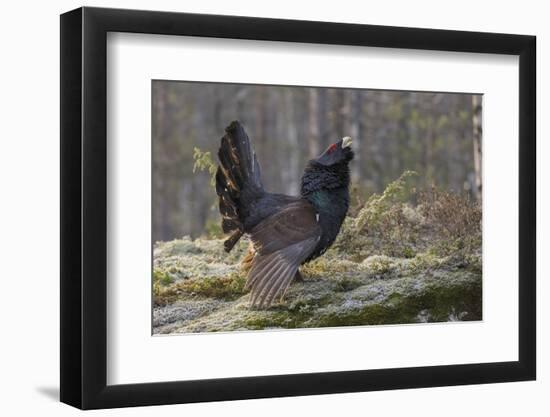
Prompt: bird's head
<box><xmin>314</xmin><ymin>137</ymin><xmax>354</xmax><ymax>166</ymax></box>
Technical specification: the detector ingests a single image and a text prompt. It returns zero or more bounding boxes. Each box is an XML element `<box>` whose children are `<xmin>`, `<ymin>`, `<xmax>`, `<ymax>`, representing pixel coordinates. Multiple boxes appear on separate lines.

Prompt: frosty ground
<box><xmin>153</xmin><ymin>172</ymin><xmax>482</xmax><ymax>334</ymax></box>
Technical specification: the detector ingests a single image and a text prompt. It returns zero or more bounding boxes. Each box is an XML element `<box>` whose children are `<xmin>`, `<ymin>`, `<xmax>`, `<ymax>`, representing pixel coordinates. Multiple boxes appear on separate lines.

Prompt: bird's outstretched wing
<box><xmin>246</xmin><ymin>200</ymin><xmax>321</xmax><ymax>308</ymax></box>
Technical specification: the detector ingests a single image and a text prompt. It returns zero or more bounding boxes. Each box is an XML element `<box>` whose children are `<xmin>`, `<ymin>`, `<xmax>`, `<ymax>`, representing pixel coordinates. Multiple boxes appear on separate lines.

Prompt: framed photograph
<box><xmin>60</xmin><ymin>6</ymin><xmax>536</xmax><ymax>409</ymax></box>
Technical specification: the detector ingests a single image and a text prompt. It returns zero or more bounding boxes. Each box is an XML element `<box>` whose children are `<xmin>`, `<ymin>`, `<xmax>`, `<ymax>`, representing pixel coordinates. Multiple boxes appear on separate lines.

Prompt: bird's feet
<box><xmin>240</xmin><ymin>242</ymin><xmax>256</xmax><ymax>272</ymax></box>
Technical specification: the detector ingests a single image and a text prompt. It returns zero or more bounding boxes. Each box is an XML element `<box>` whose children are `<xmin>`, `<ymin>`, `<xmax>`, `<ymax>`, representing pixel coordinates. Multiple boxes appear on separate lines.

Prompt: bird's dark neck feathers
<box><xmin>300</xmin><ymin>161</ymin><xmax>351</xmax><ymax>202</ymax></box>
<box><xmin>300</xmin><ymin>161</ymin><xmax>351</xmax><ymax>260</ymax></box>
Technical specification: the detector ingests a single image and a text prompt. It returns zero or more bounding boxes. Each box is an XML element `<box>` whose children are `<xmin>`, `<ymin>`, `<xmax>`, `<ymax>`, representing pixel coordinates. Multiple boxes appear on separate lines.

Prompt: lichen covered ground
<box><xmin>153</xmin><ymin>174</ymin><xmax>482</xmax><ymax>334</ymax></box>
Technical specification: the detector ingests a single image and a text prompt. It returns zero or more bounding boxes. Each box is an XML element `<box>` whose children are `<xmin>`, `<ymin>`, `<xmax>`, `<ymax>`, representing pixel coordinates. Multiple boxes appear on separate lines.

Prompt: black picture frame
<box><xmin>60</xmin><ymin>6</ymin><xmax>536</xmax><ymax>410</ymax></box>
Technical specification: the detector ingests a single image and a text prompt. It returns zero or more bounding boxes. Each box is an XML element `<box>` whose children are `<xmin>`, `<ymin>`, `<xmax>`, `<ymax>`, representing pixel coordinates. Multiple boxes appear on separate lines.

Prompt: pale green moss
<box><xmin>154</xmin><ymin>271</ymin><xmax>246</xmax><ymax>306</ymax></box>
<box><xmin>361</xmin><ymin>255</ymin><xmax>395</xmax><ymax>275</ymax></box>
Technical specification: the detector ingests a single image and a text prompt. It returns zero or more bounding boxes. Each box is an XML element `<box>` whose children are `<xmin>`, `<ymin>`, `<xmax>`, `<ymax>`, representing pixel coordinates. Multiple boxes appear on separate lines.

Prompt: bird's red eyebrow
<box><xmin>328</xmin><ymin>143</ymin><xmax>337</xmax><ymax>153</ymax></box>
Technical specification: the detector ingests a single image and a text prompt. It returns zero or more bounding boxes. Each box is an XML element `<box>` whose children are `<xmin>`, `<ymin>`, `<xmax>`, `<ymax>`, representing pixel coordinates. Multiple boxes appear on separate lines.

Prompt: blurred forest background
<box><xmin>152</xmin><ymin>81</ymin><xmax>482</xmax><ymax>242</ymax></box>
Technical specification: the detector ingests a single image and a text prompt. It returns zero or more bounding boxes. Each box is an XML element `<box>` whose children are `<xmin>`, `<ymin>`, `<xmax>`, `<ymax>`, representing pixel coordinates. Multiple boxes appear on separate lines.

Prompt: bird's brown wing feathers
<box><xmin>246</xmin><ymin>201</ymin><xmax>321</xmax><ymax>308</ymax></box>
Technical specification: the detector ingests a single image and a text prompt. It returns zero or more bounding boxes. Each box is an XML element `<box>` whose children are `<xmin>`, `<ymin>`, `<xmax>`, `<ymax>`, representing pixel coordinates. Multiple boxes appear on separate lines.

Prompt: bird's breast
<box><xmin>305</xmin><ymin>189</ymin><xmax>350</xmax><ymax>261</ymax></box>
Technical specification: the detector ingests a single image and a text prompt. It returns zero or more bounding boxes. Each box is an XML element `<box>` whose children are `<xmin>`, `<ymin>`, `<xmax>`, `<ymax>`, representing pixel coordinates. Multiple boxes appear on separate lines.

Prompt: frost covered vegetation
<box><xmin>153</xmin><ymin>172</ymin><xmax>482</xmax><ymax>334</ymax></box>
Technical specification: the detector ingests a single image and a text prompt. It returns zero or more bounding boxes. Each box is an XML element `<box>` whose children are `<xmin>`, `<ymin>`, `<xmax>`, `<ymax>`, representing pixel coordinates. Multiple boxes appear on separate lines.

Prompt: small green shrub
<box><xmin>153</xmin><ymin>269</ymin><xmax>173</xmax><ymax>286</ymax></box>
<box><xmin>192</xmin><ymin>147</ymin><xmax>217</xmax><ymax>186</ymax></box>
<box><xmin>335</xmin><ymin>171</ymin><xmax>481</xmax><ymax>260</ymax></box>
<box><xmin>204</xmin><ymin>218</ymin><xmax>224</xmax><ymax>239</ymax></box>
<box><xmin>353</xmin><ymin>170</ymin><xmax>418</xmax><ymax>233</ymax></box>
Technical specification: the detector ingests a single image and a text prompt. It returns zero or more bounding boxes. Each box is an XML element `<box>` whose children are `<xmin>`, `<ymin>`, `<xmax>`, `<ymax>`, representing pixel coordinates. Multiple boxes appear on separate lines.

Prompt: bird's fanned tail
<box><xmin>215</xmin><ymin>121</ymin><xmax>264</xmax><ymax>252</ymax></box>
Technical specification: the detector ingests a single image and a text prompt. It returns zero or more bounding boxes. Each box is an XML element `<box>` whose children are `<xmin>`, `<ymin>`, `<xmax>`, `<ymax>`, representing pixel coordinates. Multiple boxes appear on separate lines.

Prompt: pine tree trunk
<box><xmin>284</xmin><ymin>89</ymin><xmax>300</xmax><ymax>195</ymax></box>
<box><xmin>472</xmin><ymin>95</ymin><xmax>482</xmax><ymax>201</ymax></box>
<box><xmin>308</xmin><ymin>89</ymin><xmax>320</xmax><ymax>157</ymax></box>
<box><xmin>346</xmin><ymin>90</ymin><xmax>361</xmax><ymax>183</ymax></box>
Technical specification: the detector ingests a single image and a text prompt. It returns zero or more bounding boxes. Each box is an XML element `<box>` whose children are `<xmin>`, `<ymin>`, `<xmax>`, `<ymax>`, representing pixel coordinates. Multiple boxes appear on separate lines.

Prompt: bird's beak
<box><xmin>342</xmin><ymin>136</ymin><xmax>353</xmax><ymax>148</ymax></box>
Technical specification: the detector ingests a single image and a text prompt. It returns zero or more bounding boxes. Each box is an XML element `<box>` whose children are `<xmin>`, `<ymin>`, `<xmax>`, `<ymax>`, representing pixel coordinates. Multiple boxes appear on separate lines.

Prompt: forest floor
<box><xmin>153</xmin><ymin>172</ymin><xmax>483</xmax><ymax>334</ymax></box>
